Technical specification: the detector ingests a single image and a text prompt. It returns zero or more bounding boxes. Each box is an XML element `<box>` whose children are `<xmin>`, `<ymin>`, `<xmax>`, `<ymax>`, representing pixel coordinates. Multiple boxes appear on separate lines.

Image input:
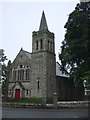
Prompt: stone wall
<box><xmin>56</xmin><ymin>76</ymin><xmax>85</xmax><ymax>101</ymax></box>
<box><xmin>2</xmin><ymin>101</ymin><xmax>89</xmax><ymax>109</ymax></box>
<box><xmin>56</xmin><ymin>76</ymin><xmax>75</xmax><ymax>100</ymax></box>
<box><xmin>31</xmin><ymin>29</ymin><xmax>56</xmax><ymax>102</ymax></box>
<box><xmin>8</xmin><ymin>49</ymin><xmax>32</xmax><ymax>99</ymax></box>
<box><xmin>31</xmin><ymin>51</ymin><xmax>56</xmax><ymax>102</ymax></box>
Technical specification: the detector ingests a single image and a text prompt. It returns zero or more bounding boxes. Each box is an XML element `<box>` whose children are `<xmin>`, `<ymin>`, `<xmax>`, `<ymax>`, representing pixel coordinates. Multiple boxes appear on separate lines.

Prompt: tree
<box><xmin>2</xmin><ymin>60</ymin><xmax>11</xmax><ymax>98</ymax></box>
<box><xmin>0</xmin><ymin>49</ymin><xmax>8</xmax><ymax>97</ymax></box>
<box><xmin>59</xmin><ymin>2</ymin><xmax>90</xmax><ymax>87</ymax></box>
<box><xmin>2</xmin><ymin>64</ymin><xmax>7</xmax><ymax>96</ymax></box>
<box><xmin>0</xmin><ymin>49</ymin><xmax>7</xmax><ymax>83</ymax></box>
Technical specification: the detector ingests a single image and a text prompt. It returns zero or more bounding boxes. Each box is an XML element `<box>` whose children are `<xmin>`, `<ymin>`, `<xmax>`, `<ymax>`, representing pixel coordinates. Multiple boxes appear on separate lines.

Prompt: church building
<box><xmin>8</xmin><ymin>11</ymin><xmax>73</xmax><ymax>102</ymax></box>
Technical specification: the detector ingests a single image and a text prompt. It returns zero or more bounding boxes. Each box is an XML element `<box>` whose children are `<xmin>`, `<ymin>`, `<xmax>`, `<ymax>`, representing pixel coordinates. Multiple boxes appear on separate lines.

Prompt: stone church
<box><xmin>8</xmin><ymin>11</ymin><xmax>74</xmax><ymax>102</ymax></box>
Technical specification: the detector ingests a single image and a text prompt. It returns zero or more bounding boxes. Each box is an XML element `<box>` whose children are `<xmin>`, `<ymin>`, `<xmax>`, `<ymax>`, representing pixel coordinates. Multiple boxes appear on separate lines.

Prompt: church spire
<box><xmin>39</xmin><ymin>11</ymin><xmax>48</xmax><ymax>31</ymax></box>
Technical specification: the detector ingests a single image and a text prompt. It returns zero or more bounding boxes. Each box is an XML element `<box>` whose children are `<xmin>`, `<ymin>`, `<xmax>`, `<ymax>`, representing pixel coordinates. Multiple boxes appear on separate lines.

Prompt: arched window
<box><xmin>48</xmin><ymin>40</ymin><xmax>49</xmax><ymax>49</ymax></box>
<box><xmin>26</xmin><ymin>68</ymin><xmax>30</xmax><ymax>81</ymax></box>
<box><xmin>17</xmin><ymin>65</ymin><xmax>24</xmax><ymax>81</ymax></box>
<box><xmin>50</xmin><ymin>41</ymin><xmax>52</xmax><ymax>51</ymax></box>
<box><xmin>13</xmin><ymin>70</ymin><xmax>17</xmax><ymax>81</ymax></box>
<box><xmin>21</xmin><ymin>69</ymin><xmax>24</xmax><ymax>81</ymax></box>
<box><xmin>36</xmin><ymin>40</ymin><xmax>38</xmax><ymax>50</ymax></box>
<box><xmin>52</xmin><ymin>41</ymin><xmax>54</xmax><ymax>52</ymax></box>
<box><xmin>48</xmin><ymin>40</ymin><xmax>51</xmax><ymax>50</ymax></box>
<box><xmin>18</xmin><ymin>69</ymin><xmax>24</xmax><ymax>81</ymax></box>
<box><xmin>26</xmin><ymin>89</ymin><xmax>29</xmax><ymax>95</ymax></box>
<box><xmin>20</xmin><ymin>64</ymin><xmax>22</xmax><ymax>68</ymax></box>
<box><xmin>40</xmin><ymin>39</ymin><xmax>43</xmax><ymax>49</ymax></box>
<box><xmin>37</xmin><ymin>81</ymin><xmax>40</xmax><ymax>90</ymax></box>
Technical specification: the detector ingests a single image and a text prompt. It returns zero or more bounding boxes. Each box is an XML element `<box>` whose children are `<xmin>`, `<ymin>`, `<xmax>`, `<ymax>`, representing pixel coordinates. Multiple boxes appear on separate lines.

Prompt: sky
<box><xmin>0</xmin><ymin>0</ymin><xmax>80</xmax><ymax>64</ymax></box>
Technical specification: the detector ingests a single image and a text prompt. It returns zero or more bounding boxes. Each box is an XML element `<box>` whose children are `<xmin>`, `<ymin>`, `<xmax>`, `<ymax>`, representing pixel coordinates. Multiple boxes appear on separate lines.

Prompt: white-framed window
<box><xmin>18</xmin><ymin>69</ymin><xmax>24</xmax><ymax>81</ymax></box>
<box><xmin>13</xmin><ymin>70</ymin><xmax>17</xmax><ymax>81</ymax></box>
<box><xmin>25</xmin><ymin>89</ymin><xmax>31</xmax><ymax>96</ymax></box>
<box><xmin>26</xmin><ymin>69</ymin><xmax>30</xmax><ymax>81</ymax></box>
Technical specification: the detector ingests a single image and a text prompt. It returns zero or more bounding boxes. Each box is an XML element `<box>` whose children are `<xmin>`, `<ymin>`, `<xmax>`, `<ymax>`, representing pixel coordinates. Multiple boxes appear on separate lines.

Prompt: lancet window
<box><xmin>36</xmin><ymin>40</ymin><xmax>38</xmax><ymax>50</ymax></box>
<box><xmin>12</xmin><ymin>65</ymin><xmax>30</xmax><ymax>82</ymax></box>
<box><xmin>40</xmin><ymin>39</ymin><xmax>43</xmax><ymax>49</ymax></box>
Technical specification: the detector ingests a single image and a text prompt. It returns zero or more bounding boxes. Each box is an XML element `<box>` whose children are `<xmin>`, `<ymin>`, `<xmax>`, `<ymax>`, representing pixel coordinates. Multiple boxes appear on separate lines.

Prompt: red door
<box><xmin>15</xmin><ymin>89</ymin><xmax>20</xmax><ymax>100</ymax></box>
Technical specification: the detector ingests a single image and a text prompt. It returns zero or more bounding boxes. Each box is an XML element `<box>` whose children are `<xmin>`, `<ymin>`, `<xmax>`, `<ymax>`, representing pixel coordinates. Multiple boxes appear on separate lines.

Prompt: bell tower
<box><xmin>31</xmin><ymin>11</ymin><xmax>56</xmax><ymax>102</ymax></box>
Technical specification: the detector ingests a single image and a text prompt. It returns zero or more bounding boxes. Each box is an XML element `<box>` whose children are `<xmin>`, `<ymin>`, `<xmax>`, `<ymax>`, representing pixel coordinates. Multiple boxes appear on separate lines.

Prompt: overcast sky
<box><xmin>0</xmin><ymin>0</ymin><xmax>80</xmax><ymax>63</ymax></box>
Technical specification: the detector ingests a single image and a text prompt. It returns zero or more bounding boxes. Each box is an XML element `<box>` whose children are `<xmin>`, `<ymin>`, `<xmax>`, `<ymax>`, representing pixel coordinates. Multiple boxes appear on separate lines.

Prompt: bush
<box><xmin>5</xmin><ymin>97</ymin><xmax>45</xmax><ymax>104</ymax></box>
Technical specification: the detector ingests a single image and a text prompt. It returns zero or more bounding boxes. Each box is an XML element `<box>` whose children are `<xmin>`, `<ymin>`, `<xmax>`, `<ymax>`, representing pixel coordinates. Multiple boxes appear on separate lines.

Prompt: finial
<box><xmin>21</xmin><ymin>47</ymin><xmax>23</xmax><ymax>51</ymax></box>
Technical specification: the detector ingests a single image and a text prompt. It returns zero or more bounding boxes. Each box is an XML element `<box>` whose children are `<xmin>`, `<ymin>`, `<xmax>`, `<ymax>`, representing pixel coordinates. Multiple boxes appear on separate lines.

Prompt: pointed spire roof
<box><xmin>39</xmin><ymin>11</ymin><xmax>48</xmax><ymax>31</ymax></box>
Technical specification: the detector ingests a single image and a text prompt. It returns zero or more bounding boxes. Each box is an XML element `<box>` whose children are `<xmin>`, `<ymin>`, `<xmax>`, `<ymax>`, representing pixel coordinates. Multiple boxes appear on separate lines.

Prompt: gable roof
<box><xmin>11</xmin><ymin>48</ymin><xmax>31</xmax><ymax>66</ymax></box>
<box><xmin>56</xmin><ymin>62</ymin><xmax>69</xmax><ymax>78</ymax></box>
<box><xmin>11</xmin><ymin>49</ymin><xmax>69</xmax><ymax>78</ymax></box>
<box><xmin>12</xmin><ymin>82</ymin><xmax>25</xmax><ymax>90</ymax></box>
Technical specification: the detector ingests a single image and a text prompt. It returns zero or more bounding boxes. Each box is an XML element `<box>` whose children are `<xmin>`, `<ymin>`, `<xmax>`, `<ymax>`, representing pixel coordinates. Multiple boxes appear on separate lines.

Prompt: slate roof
<box><xmin>23</xmin><ymin>50</ymin><xmax>31</xmax><ymax>60</ymax></box>
<box><xmin>39</xmin><ymin>11</ymin><xmax>48</xmax><ymax>31</ymax></box>
<box><xmin>56</xmin><ymin>62</ymin><xmax>69</xmax><ymax>78</ymax></box>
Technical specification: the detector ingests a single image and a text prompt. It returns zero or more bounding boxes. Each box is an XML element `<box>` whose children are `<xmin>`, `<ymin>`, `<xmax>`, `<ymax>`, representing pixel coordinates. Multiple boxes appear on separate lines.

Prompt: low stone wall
<box><xmin>2</xmin><ymin>101</ymin><xmax>89</xmax><ymax>109</ymax></box>
<box><xmin>2</xmin><ymin>102</ymin><xmax>50</xmax><ymax>109</ymax></box>
<box><xmin>57</xmin><ymin>101</ymin><xmax>89</xmax><ymax>108</ymax></box>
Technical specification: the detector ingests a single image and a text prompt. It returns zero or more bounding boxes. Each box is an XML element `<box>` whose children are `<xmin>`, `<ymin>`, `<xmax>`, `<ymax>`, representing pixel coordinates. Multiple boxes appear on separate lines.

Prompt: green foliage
<box><xmin>28</xmin><ymin>97</ymin><xmax>44</xmax><ymax>104</ymax></box>
<box><xmin>2</xmin><ymin>64</ymin><xmax>7</xmax><ymax>81</ymax></box>
<box><xmin>2</xmin><ymin>64</ymin><xmax>7</xmax><ymax>95</ymax></box>
<box><xmin>59</xmin><ymin>2</ymin><xmax>90</xmax><ymax>87</ymax></box>
<box><xmin>0</xmin><ymin>49</ymin><xmax>8</xmax><ymax>95</ymax></box>
<box><xmin>2</xmin><ymin>60</ymin><xmax>11</xmax><ymax>96</ymax></box>
<box><xmin>81</xmin><ymin>71</ymin><xmax>90</xmax><ymax>88</ymax></box>
<box><xmin>0</xmin><ymin>49</ymin><xmax>7</xmax><ymax>83</ymax></box>
<box><xmin>7</xmin><ymin>97</ymin><xmax>45</xmax><ymax>104</ymax></box>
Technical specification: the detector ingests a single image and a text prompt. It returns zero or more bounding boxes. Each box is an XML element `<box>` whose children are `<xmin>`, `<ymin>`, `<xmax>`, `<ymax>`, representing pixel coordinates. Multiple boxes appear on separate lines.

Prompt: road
<box><xmin>2</xmin><ymin>107</ymin><xmax>89</xmax><ymax>119</ymax></box>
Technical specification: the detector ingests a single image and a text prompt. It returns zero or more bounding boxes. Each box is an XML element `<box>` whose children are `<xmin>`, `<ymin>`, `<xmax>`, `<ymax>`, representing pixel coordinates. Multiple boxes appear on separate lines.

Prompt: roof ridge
<box><xmin>23</xmin><ymin>50</ymin><xmax>31</xmax><ymax>60</ymax></box>
<box><xmin>20</xmin><ymin>48</ymin><xmax>31</xmax><ymax>54</ymax></box>
<box><xmin>23</xmin><ymin>50</ymin><xmax>31</xmax><ymax>54</ymax></box>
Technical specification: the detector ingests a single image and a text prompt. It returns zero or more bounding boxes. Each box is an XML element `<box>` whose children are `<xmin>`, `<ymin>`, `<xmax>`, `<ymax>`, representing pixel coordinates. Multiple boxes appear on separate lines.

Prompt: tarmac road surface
<box><xmin>2</xmin><ymin>107</ymin><xmax>89</xmax><ymax>118</ymax></box>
